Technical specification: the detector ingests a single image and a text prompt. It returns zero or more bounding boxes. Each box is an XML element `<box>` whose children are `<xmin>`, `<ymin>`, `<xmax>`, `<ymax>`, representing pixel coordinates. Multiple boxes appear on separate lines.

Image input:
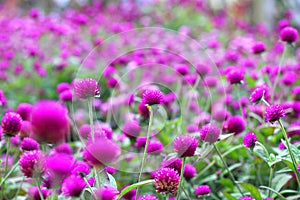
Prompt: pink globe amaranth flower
<box><xmin>83</xmin><ymin>137</ymin><xmax>121</xmax><ymax>167</ymax></box>
<box><xmin>54</xmin><ymin>143</ymin><xmax>72</xmax><ymax>155</ymax></box>
<box><xmin>95</xmin><ymin>186</ymin><xmax>119</xmax><ymax>200</ymax></box>
<box><xmin>160</xmin><ymin>157</ymin><xmax>182</xmax><ymax>174</ymax></box>
<box><xmin>16</xmin><ymin>103</ymin><xmax>33</xmax><ymax>121</ymax></box>
<box><xmin>243</xmin><ymin>132</ymin><xmax>257</xmax><ymax>148</ymax></box>
<box><xmin>280</xmin><ymin>26</ymin><xmax>298</xmax><ymax>43</ymax></box>
<box><xmin>226</xmin><ymin>68</ymin><xmax>244</xmax><ymax>84</ymax></box>
<box><xmin>175</xmin><ymin>64</ymin><xmax>189</xmax><ymax>76</ymax></box>
<box><xmin>56</xmin><ymin>82</ymin><xmax>70</xmax><ymax>94</ymax></box>
<box><xmin>252</xmin><ymin>41</ymin><xmax>266</xmax><ymax>54</ymax></box>
<box><xmin>0</xmin><ymin>89</ymin><xmax>7</xmax><ymax>107</ymax></box>
<box><xmin>147</xmin><ymin>140</ymin><xmax>164</xmax><ymax>155</ymax></box>
<box><xmin>78</xmin><ymin>124</ymin><xmax>91</xmax><ymax>139</ymax></box>
<box><xmin>135</xmin><ymin>136</ymin><xmax>147</xmax><ymax>149</ymax></box>
<box><xmin>264</xmin><ymin>198</ymin><xmax>274</xmax><ymax>200</ymax></box>
<box><xmin>183</xmin><ymin>164</ymin><xmax>196</xmax><ymax>180</ymax></box>
<box><xmin>59</xmin><ymin>90</ymin><xmax>73</xmax><ymax>102</ymax></box>
<box><xmin>30</xmin><ymin>100</ymin><xmax>69</xmax><ymax>144</ymax></box>
<box><xmin>28</xmin><ymin>187</ymin><xmax>51</xmax><ymax>200</ymax></box>
<box><xmin>74</xmin><ymin>78</ymin><xmax>100</xmax><ymax>100</ymax></box>
<box><xmin>20</xmin><ymin>150</ymin><xmax>44</xmax><ymax>178</ymax></box>
<box><xmin>20</xmin><ymin>137</ymin><xmax>39</xmax><ymax>151</ymax></box>
<box><xmin>1</xmin><ymin>112</ymin><xmax>22</xmax><ymax>136</ymax></box>
<box><xmin>223</xmin><ymin>115</ymin><xmax>245</xmax><ymax>135</ymax></box>
<box><xmin>238</xmin><ymin>196</ymin><xmax>253</xmax><ymax>200</ymax></box>
<box><xmin>138</xmin><ymin>101</ymin><xmax>150</xmax><ymax>119</ymax></box>
<box><xmin>173</xmin><ymin>135</ymin><xmax>198</xmax><ymax>157</ymax></box>
<box><xmin>71</xmin><ymin>161</ymin><xmax>90</xmax><ymax>176</ymax></box>
<box><xmin>45</xmin><ymin>153</ymin><xmax>75</xmax><ymax>187</ymax></box>
<box><xmin>62</xmin><ymin>175</ymin><xmax>86</xmax><ymax>197</ymax></box>
<box><xmin>265</xmin><ymin>104</ymin><xmax>286</xmax><ymax>123</ymax></box>
<box><xmin>195</xmin><ymin>185</ymin><xmax>211</xmax><ymax>196</ymax></box>
<box><xmin>200</xmin><ymin>123</ymin><xmax>220</xmax><ymax>143</ymax></box>
<box><xmin>249</xmin><ymin>85</ymin><xmax>268</xmax><ymax>104</ymax></box>
<box><xmin>154</xmin><ymin>167</ymin><xmax>180</xmax><ymax>196</ymax></box>
<box><xmin>138</xmin><ymin>194</ymin><xmax>159</xmax><ymax>200</ymax></box>
<box><xmin>105</xmin><ymin>166</ymin><xmax>116</xmax><ymax>174</ymax></box>
<box><xmin>123</xmin><ymin>120</ymin><xmax>141</xmax><ymax>139</ymax></box>
<box><xmin>142</xmin><ymin>89</ymin><xmax>164</xmax><ymax>105</ymax></box>
<box><xmin>196</xmin><ymin>64</ymin><xmax>210</xmax><ymax>76</ymax></box>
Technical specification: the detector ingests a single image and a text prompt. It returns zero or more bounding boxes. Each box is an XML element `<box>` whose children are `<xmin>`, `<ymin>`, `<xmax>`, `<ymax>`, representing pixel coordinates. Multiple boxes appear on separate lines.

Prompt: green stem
<box><xmin>176</xmin><ymin>157</ymin><xmax>186</xmax><ymax>200</ymax></box>
<box><xmin>272</xmin><ymin>44</ymin><xmax>287</xmax><ymax>103</ymax></box>
<box><xmin>213</xmin><ymin>144</ymin><xmax>244</xmax><ymax>196</ymax></box>
<box><xmin>165</xmin><ymin>194</ymin><xmax>169</xmax><ymax>200</ymax></box>
<box><xmin>4</xmin><ymin>136</ymin><xmax>11</xmax><ymax>176</ymax></box>
<box><xmin>0</xmin><ymin>160</ymin><xmax>19</xmax><ymax>187</ymax></box>
<box><xmin>268</xmin><ymin>165</ymin><xmax>275</xmax><ymax>197</ymax></box>
<box><xmin>135</xmin><ymin>106</ymin><xmax>153</xmax><ymax>198</ymax></box>
<box><xmin>36</xmin><ymin>177</ymin><xmax>44</xmax><ymax>200</ymax></box>
<box><xmin>234</xmin><ymin>84</ymin><xmax>244</xmax><ymax>117</ymax></box>
<box><xmin>278</xmin><ymin>120</ymin><xmax>300</xmax><ymax>190</ymax></box>
<box><xmin>261</xmin><ymin>98</ymin><xmax>270</xmax><ymax>107</ymax></box>
<box><xmin>87</xmin><ymin>98</ymin><xmax>94</xmax><ymax>142</ymax></box>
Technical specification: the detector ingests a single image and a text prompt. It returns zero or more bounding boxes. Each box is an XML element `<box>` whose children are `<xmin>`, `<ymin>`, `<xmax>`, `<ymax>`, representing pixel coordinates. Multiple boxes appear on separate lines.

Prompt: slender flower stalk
<box><xmin>176</xmin><ymin>157</ymin><xmax>186</xmax><ymax>200</ymax></box>
<box><xmin>136</xmin><ymin>105</ymin><xmax>153</xmax><ymax>198</ymax></box>
<box><xmin>213</xmin><ymin>144</ymin><xmax>244</xmax><ymax>196</ymax></box>
<box><xmin>87</xmin><ymin>98</ymin><xmax>95</xmax><ymax>141</ymax></box>
<box><xmin>268</xmin><ymin>165</ymin><xmax>275</xmax><ymax>197</ymax></box>
<box><xmin>272</xmin><ymin>44</ymin><xmax>287</xmax><ymax>103</ymax></box>
<box><xmin>278</xmin><ymin>120</ymin><xmax>300</xmax><ymax>190</ymax></box>
<box><xmin>234</xmin><ymin>84</ymin><xmax>244</xmax><ymax>117</ymax></box>
<box><xmin>36</xmin><ymin>177</ymin><xmax>45</xmax><ymax>200</ymax></box>
<box><xmin>4</xmin><ymin>136</ymin><xmax>11</xmax><ymax>175</ymax></box>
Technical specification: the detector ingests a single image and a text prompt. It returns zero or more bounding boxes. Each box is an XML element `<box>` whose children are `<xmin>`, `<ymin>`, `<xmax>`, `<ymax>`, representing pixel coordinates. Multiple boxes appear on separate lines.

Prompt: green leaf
<box><xmin>107</xmin><ymin>173</ymin><xmax>117</xmax><ymax>189</ymax></box>
<box><xmin>219</xmin><ymin>133</ymin><xmax>234</xmax><ymax>141</ymax></box>
<box><xmin>116</xmin><ymin>179</ymin><xmax>154</xmax><ymax>200</ymax></box>
<box><xmin>221</xmin><ymin>191</ymin><xmax>237</xmax><ymax>200</ymax></box>
<box><xmin>273</xmin><ymin>174</ymin><xmax>292</xmax><ymax>192</ymax></box>
<box><xmin>240</xmin><ymin>183</ymin><xmax>262</xmax><ymax>200</ymax></box>
<box><xmin>253</xmin><ymin>145</ymin><xmax>269</xmax><ymax>164</ymax></box>
<box><xmin>259</xmin><ymin>126</ymin><xmax>276</xmax><ymax>136</ymax></box>
<box><xmin>218</xmin><ymin>178</ymin><xmax>234</xmax><ymax>190</ymax></box>
<box><xmin>259</xmin><ymin>186</ymin><xmax>285</xmax><ymax>200</ymax></box>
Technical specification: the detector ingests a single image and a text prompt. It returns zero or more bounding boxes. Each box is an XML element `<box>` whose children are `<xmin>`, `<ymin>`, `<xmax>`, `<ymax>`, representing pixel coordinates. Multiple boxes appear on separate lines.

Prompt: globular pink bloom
<box><xmin>1</xmin><ymin>112</ymin><xmax>22</xmax><ymax>136</ymax></box>
<box><xmin>142</xmin><ymin>89</ymin><xmax>164</xmax><ymax>105</ymax></box>
<box><xmin>280</xmin><ymin>26</ymin><xmax>298</xmax><ymax>43</ymax></box>
<box><xmin>226</xmin><ymin>68</ymin><xmax>244</xmax><ymax>84</ymax></box>
<box><xmin>147</xmin><ymin>140</ymin><xmax>164</xmax><ymax>155</ymax></box>
<box><xmin>95</xmin><ymin>186</ymin><xmax>119</xmax><ymax>200</ymax></box>
<box><xmin>195</xmin><ymin>185</ymin><xmax>211</xmax><ymax>196</ymax></box>
<box><xmin>71</xmin><ymin>161</ymin><xmax>90</xmax><ymax>176</ymax></box>
<box><xmin>83</xmin><ymin>137</ymin><xmax>121</xmax><ymax>167</ymax></box>
<box><xmin>243</xmin><ymin>132</ymin><xmax>257</xmax><ymax>148</ymax></box>
<box><xmin>252</xmin><ymin>41</ymin><xmax>266</xmax><ymax>54</ymax></box>
<box><xmin>54</xmin><ymin>143</ymin><xmax>72</xmax><ymax>155</ymax></box>
<box><xmin>249</xmin><ymin>85</ymin><xmax>269</xmax><ymax>104</ymax></box>
<box><xmin>74</xmin><ymin>78</ymin><xmax>100</xmax><ymax>100</ymax></box>
<box><xmin>200</xmin><ymin>123</ymin><xmax>220</xmax><ymax>143</ymax></box>
<box><xmin>30</xmin><ymin>100</ymin><xmax>69</xmax><ymax>144</ymax></box>
<box><xmin>175</xmin><ymin>64</ymin><xmax>189</xmax><ymax>76</ymax></box>
<box><xmin>20</xmin><ymin>137</ymin><xmax>39</xmax><ymax>151</ymax></box>
<box><xmin>138</xmin><ymin>101</ymin><xmax>150</xmax><ymax>118</ymax></box>
<box><xmin>173</xmin><ymin>135</ymin><xmax>198</xmax><ymax>157</ymax></box>
<box><xmin>154</xmin><ymin>167</ymin><xmax>180</xmax><ymax>196</ymax></box>
<box><xmin>20</xmin><ymin>120</ymin><xmax>32</xmax><ymax>139</ymax></box>
<box><xmin>56</xmin><ymin>82</ymin><xmax>70</xmax><ymax>94</ymax></box>
<box><xmin>183</xmin><ymin>164</ymin><xmax>197</xmax><ymax>180</ymax></box>
<box><xmin>123</xmin><ymin>120</ymin><xmax>141</xmax><ymax>139</ymax></box>
<box><xmin>160</xmin><ymin>157</ymin><xmax>182</xmax><ymax>174</ymax></box>
<box><xmin>19</xmin><ymin>150</ymin><xmax>44</xmax><ymax>177</ymax></box>
<box><xmin>59</xmin><ymin>90</ymin><xmax>73</xmax><ymax>102</ymax></box>
<box><xmin>265</xmin><ymin>104</ymin><xmax>286</xmax><ymax>123</ymax></box>
<box><xmin>62</xmin><ymin>175</ymin><xmax>86</xmax><ymax>197</ymax></box>
<box><xmin>16</xmin><ymin>103</ymin><xmax>33</xmax><ymax>121</ymax></box>
<box><xmin>223</xmin><ymin>115</ymin><xmax>245</xmax><ymax>135</ymax></box>
<box><xmin>138</xmin><ymin>194</ymin><xmax>158</xmax><ymax>200</ymax></box>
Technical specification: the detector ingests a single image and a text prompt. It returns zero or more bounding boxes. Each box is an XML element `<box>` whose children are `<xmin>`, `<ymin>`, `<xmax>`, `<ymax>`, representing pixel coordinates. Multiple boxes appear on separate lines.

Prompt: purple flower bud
<box><xmin>252</xmin><ymin>41</ymin><xmax>266</xmax><ymax>54</ymax></box>
<box><xmin>183</xmin><ymin>164</ymin><xmax>197</xmax><ymax>180</ymax></box>
<box><xmin>173</xmin><ymin>135</ymin><xmax>198</xmax><ymax>157</ymax></box>
<box><xmin>62</xmin><ymin>175</ymin><xmax>86</xmax><ymax>197</ymax></box>
<box><xmin>74</xmin><ymin>78</ymin><xmax>100</xmax><ymax>100</ymax></box>
<box><xmin>223</xmin><ymin>115</ymin><xmax>245</xmax><ymax>135</ymax></box>
<box><xmin>142</xmin><ymin>89</ymin><xmax>164</xmax><ymax>105</ymax></box>
<box><xmin>226</xmin><ymin>68</ymin><xmax>244</xmax><ymax>84</ymax></box>
<box><xmin>16</xmin><ymin>103</ymin><xmax>33</xmax><ymax>121</ymax></box>
<box><xmin>243</xmin><ymin>132</ymin><xmax>257</xmax><ymax>148</ymax></box>
<box><xmin>265</xmin><ymin>104</ymin><xmax>285</xmax><ymax>123</ymax></box>
<box><xmin>20</xmin><ymin>150</ymin><xmax>44</xmax><ymax>177</ymax></box>
<box><xmin>154</xmin><ymin>167</ymin><xmax>180</xmax><ymax>196</ymax></box>
<box><xmin>147</xmin><ymin>140</ymin><xmax>164</xmax><ymax>155</ymax></box>
<box><xmin>200</xmin><ymin>123</ymin><xmax>220</xmax><ymax>143</ymax></box>
<box><xmin>20</xmin><ymin>137</ymin><xmax>39</xmax><ymax>151</ymax></box>
<box><xmin>195</xmin><ymin>185</ymin><xmax>211</xmax><ymax>196</ymax></box>
<box><xmin>95</xmin><ymin>186</ymin><xmax>119</xmax><ymax>200</ymax></box>
<box><xmin>160</xmin><ymin>157</ymin><xmax>182</xmax><ymax>174</ymax></box>
<box><xmin>1</xmin><ymin>112</ymin><xmax>22</xmax><ymax>136</ymax></box>
<box><xmin>280</xmin><ymin>26</ymin><xmax>298</xmax><ymax>43</ymax></box>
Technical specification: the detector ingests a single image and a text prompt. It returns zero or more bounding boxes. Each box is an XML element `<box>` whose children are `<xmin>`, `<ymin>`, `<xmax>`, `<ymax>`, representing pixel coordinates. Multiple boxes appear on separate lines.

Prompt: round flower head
<box><xmin>138</xmin><ymin>101</ymin><xmax>150</xmax><ymax>119</ymax></box>
<box><xmin>243</xmin><ymin>132</ymin><xmax>257</xmax><ymax>148</ymax></box>
<box><xmin>223</xmin><ymin>115</ymin><xmax>245</xmax><ymax>135</ymax></box>
<box><xmin>154</xmin><ymin>167</ymin><xmax>180</xmax><ymax>196</ymax></box>
<box><xmin>123</xmin><ymin>120</ymin><xmax>141</xmax><ymax>139</ymax></box>
<box><xmin>20</xmin><ymin>137</ymin><xmax>39</xmax><ymax>151</ymax></box>
<box><xmin>1</xmin><ymin>112</ymin><xmax>22</xmax><ymax>136</ymax></box>
<box><xmin>30</xmin><ymin>100</ymin><xmax>69</xmax><ymax>144</ymax></box>
<box><xmin>74</xmin><ymin>78</ymin><xmax>100</xmax><ymax>100</ymax></box>
<box><xmin>71</xmin><ymin>161</ymin><xmax>90</xmax><ymax>176</ymax></box>
<box><xmin>195</xmin><ymin>185</ymin><xmax>211</xmax><ymax>196</ymax></box>
<box><xmin>226</xmin><ymin>68</ymin><xmax>244</xmax><ymax>84</ymax></box>
<box><xmin>280</xmin><ymin>26</ymin><xmax>298</xmax><ymax>43</ymax></box>
<box><xmin>142</xmin><ymin>89</ymin><xmax>164</xmax><ymax>105</ymax></box>
<box><xmin>249</xmin><ymin>85</ymin><xmax>268</xmax><ymax>104</ymax></box>
<box><xmin>252</xmin><ymin>41</ymin><xmax>266</xmax><ymax>54</ymax></box>
<box><xmin>105</xmin><ymin>166</ymin><xmax>116</xmax><ymax>174</ymax></box>
<box><xmin>160</xmin><ymin>157</ymin><xmax>182</xmax><ymax>174</ymax></box>
<box><xmin>83</xmin><ymin>137</ymin><xmax>121</xmax><ymax>167</ymax></box>
<box><xmin>135</xmin><ymin>136</ymin><xmax>147</xmax><ymax>149</ymax></box>
<box><xmin>95</xmin><ymin>186</ymin><xmax>119</xmax><ymax>200</ymax></box>
<box><xmin>265</xmin><ymin>104</ymin><xmax>286</xmax><ymax>123</ymax></box>
<box><xmin>56</xmin><ymin>82</ymin><xmax>70</xmax><ymax>93</ymax></box>
<box><xmin>183</xmin><ymin>164</ymin><xmax>197</xmax><ymax>180</ymax></box>
<box><xmin>78</xmin><ymin>124</ymin><xmax>91</xmax><ymax>139</ymax></box>
<box><xmin>28</xmin><ymin>187</ymin><xmax>51</xmax><ymax>200</ymax></box>
<box><xmin>138</xmin><ymin>194</ymin><xmax>159</xmax><ymax>200</ymax></box>
<box><xmin>175</xmin><ymin>64</ymin><xmax>189</xmax><ymax>76</ymax></box>
<box><xmin>54</xmin><ymin>143</ymin><xmax>72</xmax><ymax>155</ymax></box>
<box><xmin>200</xmin><ymin>123</ymin><xmax>220</xmax><ymax>143</ymax></box>
<box><xmin>147</xmin><ymin>140</ymin><xmax>164</xmax><ymax>155</ymax></box>
<box><xmin>238</xmin><ymin>196</ymin><xmax>253</xmax><ymax>200</ymax></box>
<box><xmin>16</xmin><ymin>103</ymin><xmax>33</xmax><ymax>120</ymax></box>
<box><xmin>59</xmin><ymin>90</ymin><xmax>73</xmax><ymax>102</ymax></box>
<box><xmin>0</xmin><ymin>89</ymin><xmax>7</xmax><ymax>107</ymax></box>
<box><xmin>20</xmin><ymin>150</ymin><xmax>44</xmax><ymax>177</ymax></box>
<box><xmin>173</xmin><ymin>135</ymin><xmax>198</xmax><ymax>157</ymax></box>
<box><xmin>62</xmin><ymin>175</ymin><xmax>86</xmax><ymax>197</ymax></box>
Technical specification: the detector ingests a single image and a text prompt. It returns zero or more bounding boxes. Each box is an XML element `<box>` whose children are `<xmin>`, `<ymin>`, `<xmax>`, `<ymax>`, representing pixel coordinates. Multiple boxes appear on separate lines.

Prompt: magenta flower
<box><xmin>200</xmin><ymin>123</ymin><xmax>220</xmax><ymax>143</ymax></box>
<box><xmin>173</xmin><ymin>135</ymin><xmax>198</xmax><ymax>157</ymax></box>
<box><xmin>160</xmin><ymin>157</ymin><xmax>182</xmax><ymax>174</ymax></box>
<box><xmin>249</xmin><ymin>85</ymin><xmax>268</xmax><ymax>103</ymax></box>
<box><xmin>54</xmin><ymin>143</ymin><xmax>73</xmax><ymax>155</ymax></box>
<box><xmin>265</xmin><ymin>104</ymin><xmax>286</xmax><ymax>123</ymax></box>
<box><xmin>175</xmin><ymin>64</ymin><xmax>189</xmax><ymax>76</ymax></box>
<box><xmin>62</xmin><ymin>175</ymin><xmax>86</xmax><ymax>197</ymax></box>
<box><xmin>95</xmin><ymin>186</ymin><xmax>119</xmax><ymax>200</ymax></box>
<box><xmin>252</xmin><ymin>41</ymin><xmax>266</xmax><ymax>54</ymax></box>
<box><xmin>28</xmin><ymin>187</ymin><xmax>51</xmax><ymax>200</ymax></box>
<box><xmin>154</xmin><ymin>167</ymin><xmax>180</xmax><ymax>196</ymax></box>
<box><xmin>123</xmin><ymin>120</ymin><xmax>141</xmax><ymax>139</ymax></box>
<box><xmin>147</xmin><ymin>140</ymin><xmax>164</xmax><ymax>155</ymax></box>
<box><xmin>71</xmin><ymin>161</ymin><xmax>90</xmax><ymax>176</ymax></box>
<box><xmin>195</xmin><ymin>185</ymin><xmax>211</xmax><ymax>196</ymax></box>
<box><xmin>138</xmin><ymin>101</ymin><xmax>150</xmax><ymax>118</ymax></box>
<box><xmin>0</xmin><ymin>89</ymin><xmax>7</xmax><ymax>107</ymax></box>
<box><xmin>74</xmin><ymin>78</ymin><xmax>100</xmax><ymax>100</ymax></box>
<box><xmin>16</xmin><ymin>103</ymin><xmax>33</xmax><ymax>121</ymax></box>
<box><xmin>238</xmin><ymin>196</ymin><xmax>253</xmax><ymax>200</ymax></box>
<box><xmin>19</xmin><ymin>150</ymin><xmax>44</xmax><ymax>177</ymax></box>
<box><xmin>142</xmin><ymin>89</ymin><xmax>164</xmax><ymax>105</ymax></box>
<box><xmin>138</xmin><ymin>194</ymin><xmax>159</xmax><ymax>200</ymax></box>
<box><xmin>223</xmin><ymin>115</ymin><xmax>245</xmax><ymax>135</ymax></box>
<box><xmin>56</xmin><ymin>82</ymin><xmax>71</xmax><ymax>94</ymax></box>
<box><xmin>59</xmin><ymin>90</ymin><xmax>73</xmax><ymax>102</ymax></box>
<box><xmin>30</xmin><ymin>100</ymin><xmax>69</xmax><ymax>144</ymax></box>
<box><xmin>280</xmin><ymin>26</ymin><xmax>298</xmax><ymax>43</ymax></box>
<box><xmin>20</xmin><ymin>137</ymin><xmax>39</xmax><ymax>151</ymax></box>
<box><xmin>183</xmin><ymin>164</ymin><xmax>197</xmax><ymax>180</ymax></box>
<box><xmin>226</xmin><ymin>68</ymin><xmax>244</xmax><ymax>84</ymax></box>
<box><xmin>243</xmin><ymin>132</ymin><xmax>258</xmax><ymax>148</ymax></box>
<box><xmin>1</xmin><ymin>112</ymin><xmax>22</xmax><ymax>136</ymax></box>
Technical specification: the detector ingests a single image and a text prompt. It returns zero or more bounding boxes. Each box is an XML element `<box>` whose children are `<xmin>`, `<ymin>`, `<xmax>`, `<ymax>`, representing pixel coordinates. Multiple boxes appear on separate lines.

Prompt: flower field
<box><xmin>0</xmin><ymin>1</ymin><xmax>300</xmax><ymax>200</ymax></box>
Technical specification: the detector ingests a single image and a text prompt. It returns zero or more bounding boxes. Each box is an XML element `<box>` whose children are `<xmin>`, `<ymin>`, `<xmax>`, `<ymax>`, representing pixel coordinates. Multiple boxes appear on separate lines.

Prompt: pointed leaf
<box><xmin>240</xmin><ymin>183</ymin><xmax>262</xmax><ymax>200</ymax></box>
